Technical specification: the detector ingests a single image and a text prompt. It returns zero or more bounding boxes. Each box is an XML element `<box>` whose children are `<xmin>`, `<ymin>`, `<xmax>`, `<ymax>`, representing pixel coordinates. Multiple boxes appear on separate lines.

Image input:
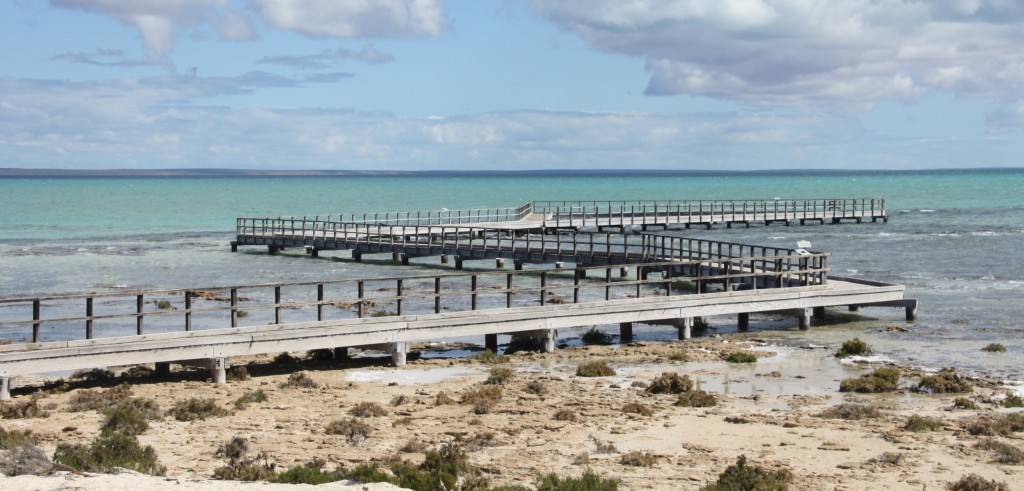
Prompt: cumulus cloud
<box><xmin>531</xmin><ymin>0</ymin><xmax>1024</xmax><ymax>108</ymax></box>
<box><xmin>249</xmin><ymin>0</ymin><xmax>448</xmax><ymax>38</ymax></box>
<box><xmin>258</xmin><ymin>44</ymin><xmax>396</xmax><ymax>70</ymax></box>
<box><xmin>51</xmin><ymin>0</ymin><xmax>256</xmax><ymax>58</ymax></box>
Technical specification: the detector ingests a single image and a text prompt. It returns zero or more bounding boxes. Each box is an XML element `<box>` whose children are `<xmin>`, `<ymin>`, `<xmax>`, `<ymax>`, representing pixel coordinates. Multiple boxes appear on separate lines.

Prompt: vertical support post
<box><xmin>471</xmin><ymin>275</ymin><xmax>478</xmax><ymax>311</ymax></box>
<box><xmin>155</xmin><ymin>362</ymin><xmax>171</xmax><ymax>377</ymax></box>
<box><xmin>0</xmin><ymin>377</ymin><xmax>14</xmax><ymax>401</ymax></box>
<box><xmin>455</xmin><ymin>256</ymin><xmax>464</xmax><ymax>270</ymax></box>
<box><xmin>678</xmin><ymin>317</ymin><xmax>693</xmax><ymax>340</ymax></box>
<box><xmin>274</xmin><ymin>286</ymin><xmax>282</xmax><ymax>324</ymax></box>
<box><xmin>905</xmin><ymin>300</ymin><xmax>918</xmax><ymax>321</ymax></box>
<box><xmin>812</xmin><ymin>306</ymin><xmax>826</xmax><ymax>320</ymax></box>
<box><xmin>31</xmin><ymin>299</ymin><xmax>41</xmax><ymax>343</ymax></box>
<box><xmin>542</xmin><ymin>329</ymin><xmax>555</xmax><ymax>353</ymax></box>
<box><xmin>230</xmin><ymin>288</ymin><xmax>238</xmax><ymax>327</ymax></box>
<box><xmin>352</xmin><ymin>251</ymin><xmax>362</xmax><ymax>262</ymax></box>
<box><xmin>210</xmin><ymin>358</ymin><xmax>228</xmax><ymax>384</ymax></box>
<box><xmin>317</xmin><ymin>284</ymin><xmax>324</xmax><ymax>321</ymax></box>
<box><xmin>506</xmin><ymin>273</ymin><xmax>513</xmax><ymax>308</ymax></box>
<box><xmin>389</xmin><ymin>342</ymin><xmax>408</xmax><ymax>367</ymax></box>
<box><xmin>799</xmin><ymin>308</ymin><xmax>811</xmax><ymax>330</ymax></box>
<box><xmin>496</xmin><ymin>258</ymin><xmax>505</xmax><ymax>269</ymax></box>
<box><xmin>620</xmin><ymin>267</ymin><xmax>628</xmax><ymax>278</ymax></box>
<box><xmin>334</xmin><ymin>347</ymin><xmax>350</xmax><ymax>360</ymax></box>
<box><xmin>434</xmin><ymin>277</ymin><xmax>441</xmax><ymax>314</ymax></box>
<box><xmin>136</xmin><ymin>294</ymin><xmax>144</xmax><ymax>335</ymax></box>
<box><xmin>185</xmin><ymin>291</ymin><xmax>192</xmax><ymax>331</ymax></box>
<box><xmin>848</xmin><ymin>305</ymin><xmax>860</xmax><ymax>312</ymax></box>
<box><xmin>619</xmin><ymin>323</ymin><xmax>633</xmax><ymax>343</ymax></box>
<box><xmin>397</xmin><ymin>279</ymin><xmax>404</xmax><ymax>315</ymax></box>
<box><xmin>738</xmin><ymin>313</ymin><xmax>749</xmax><ymax>331</ymax></box>
<box><xmin>441</xmin><ymin>254</ymin><xmax>449</xmax><ymax>264</ymax></box>
<box><xmin>357</xmin><ymin>281</ymin><xmax>365</xmax><ymax>318</ymax></box>
<box><xmin>485</xmin><ymin>334</ymin><xmax>498</xmax><ymax>352</ymax></box>
<box><xmin>539</xmin><ymin>271</ymin><xmax>547</xmax><ymax>306</ymax></box>
<box><xmin>401</xmin><ymin>254</ymin><xmax>410</xmax><ymax>266</ymax></box>
<box><xmin>85</xmin><ymin>297</ymin><xmax>94</xmax><ymax>339</ymax></box>
<box><xmin>572</xmin><ymin>269</ymin><xmax>580</xmax><ymax>304</ymax></box>
<box><xmin>514</xmin><ymin>259</ymin><xmax>523</xmax><ymax>271</ymax></box>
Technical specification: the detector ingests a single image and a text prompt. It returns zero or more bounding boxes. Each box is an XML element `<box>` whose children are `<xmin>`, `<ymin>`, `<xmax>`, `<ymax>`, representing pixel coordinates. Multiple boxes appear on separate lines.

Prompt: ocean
<box><xmin>1</xmin><ymin>169</ymin><xmax>1022</xmax><ymax>380</ymax></box>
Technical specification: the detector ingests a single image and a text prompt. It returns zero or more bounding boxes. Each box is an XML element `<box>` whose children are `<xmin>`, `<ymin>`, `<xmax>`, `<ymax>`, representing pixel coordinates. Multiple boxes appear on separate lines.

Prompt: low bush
<box><xmin>580</xmin><ymin>327</ymin><xmax>613</xmax><ymax>345</ymax></box>
<box><xmin>272</xmin><ymin>353</ymin><xmax>299</xmax><ymax>366</ymax></box>
<box><xmin>535</xmin><ymin>469</ymin><xmax>619</xmax><ymax>491</ymax></box>
<box><xmin>676</xmin><ymin>390</ymin><xmax>718</xmax><ymax>408</ymax></box>
<box><xmin>905</xmin><ymin>414</ymin><xmax>943</xmax><ymax>433</ymax></box>
<box><xmin>645</xmin><ymin>372</ymin><xmax>693</xmax><ymax>395</ymax></box>
<box><xmin>524</xmin><ymin>380</ymin><xmax>548</xmax><ymax>395</ymax></box>
<box><xmin>272</xmin><ymin>457</ymin><xmax>343</xmax><ymax>484</ymax></box>
<box><xmin>400</xmin><ymin>439</ymin><xmax>428</xmax><ymax>453</ymax></box>
<box><xmin>621</xmin><ymin>402</ymin><xmax>654</xmax><ymax>417</ymax></box>
<box><xmin>916</xmin><ymin>368</ymin><xmax>973</xmax><ymax>394</ymax></box>
<box><xmin>952</xmin><ymin>397</ymin><xmax>979</xmax><ymax>410</ymax></box>
<box><xmin>981</xmin><ymin>343</ymin><xmax>1007</xmax><ymax>353</ymax></box>
<box><xmin>461</xmin><ymin>385</ymin><xmax>503</xmax><ymax>414</ymax></box>
<box><xmin>68</xmin><ymin>383</ymin><xmax>133</xmax><ymax>412</ymax></box>
<box><xmin>69</xmin><ymin>368</ymin><xmax>117</xmax><ymax>385</ymax></box>
<box><xmin>0</xmin><ymin>396</ymin><xmax>49</xmax><ymax>419</ymax></box>
<box><xmin>839</xmin><ymin>367</ymin><xmax>900</xmax><ymax>393</ymax></box>
<box><xmin>553</xmin><ymin>409</ymin><xmax>579</xmax><ymax>422</ymax></box>
<box><xmin>101</xmin><ymin>402</ymin><xmax>154</xmax><ymax>437</ymax></box>
<box><xmin>818</xmin><ymin>403</ymin><xmax>881</xmax><ymax>420</ymax></box>
<box><xmin>576</xmin><ymin>361</ymin><xmax>615</xmax><ymax>377</ymax></box>
<box><xmin>212</xmin><ymin>436</ymin><xmax>275</xmax><ymax>481</ymax></box>
<box><xmin>168</xmin><ymin>398</ymin><xmax>232</xmax><ymax>421</ymax></box>
<box><xmin>619</xmin><ymin>450</ymin><xmax>658</xmax><ymax>467</ymax></box>
<box><xmin>434</xmin><ymin>391</ymin><xmax>456</xmax><ymax>406</ymax></box>
<box><xmin>233</xmin><ymin>389</ymin><xmax>268</xmax><ymax>409</ymax></box>
<box><xmin>507</xmin><ymin>334</ymin><xmax>545</xmax><ymax>353</ymax></box>
<box><xmin>0</xmin><ymin>426</ymin><xmax>38</xmax><ymax>449</ymax></box>
<box><xmin>724</xmin><ymin>352</ymin><xmax>758</xmax><ymax>364</ymax></box>
<box><xmin>348</xmin><ymin>402</ymin><xmax>388</xmax><ymax>418</ymax></box>
<box><xmin>835</xmin><ymin>338</ymin><xmax>870</xmax><ymax>358</ymax></box>
<box><xmin>976</xmin><ymin>439</ymin><xmax>1024</xmax><ymax>464</ymax></box>
<box><xmin>871</xmin><ymin>452</ymin><xmax>903</xmax><ymax>465</ymax></box>
<box><xmin>227</xmin><ymin>365</ymin><xmax>251</xmax><ymax>381</ymax></box>
<box><xmin>1003</xmin><ymin>393</ymin><xmax>1024</xmax><ymax>408</ymax></box>
<box><xmin>668</xmin><ymin>352</ymin><xmax>689</xmax><ymax>362</ymax></box>
<box><xmin>966</xmin><ymin>413</ymin><xmax>1024</xmax><ymax>436</ymax></box>
<box><xmin>280</xmin><ymin>371</ymin><xmax>318</xmax><ymax>389</ymax></box>
<box><xmin>470</xmin><ymin>350</ymin><xmax>510</xmax><ymax>364</ymax></box>
<box><xmin>948</xmin><ymin>474</ymin><xmax>1010</xmax><ymax>491</ymax></box>
<box><xmin>701</xmin><ymin>455</ymin><xmax>792</xmax><ymax>491</ymax></box>
<box><xmin>0</xmin><ymin>441</ymin><xmax>51</xmax><ymax>476</ymax></box>
<box><xmin>350</xmin><ymin>443</ymin><xmax>484</xmax><ymax>491</ymax></box>
<box><xmin>485</xmin><ymin>367</ymin><xmax>515</xmax><ymax>385</ymax></box>
<box><xmin>594</xmin><ymin>440</ymin><xmax>618</xmax><ymax>454</ymax></box>
<box><xmin>53</xmin><ymin>432</ymin><xmax>165</xmax><ymax>475</ymax></box>
<box><xmin>325</xmin><ymin>418</ymin><xmax>371</xmax><ymax>445</ymax></box>
<box><xmin>391</xmin><ymin>394</ymin><xmax>410</xmax><ymax>406</ymax></box>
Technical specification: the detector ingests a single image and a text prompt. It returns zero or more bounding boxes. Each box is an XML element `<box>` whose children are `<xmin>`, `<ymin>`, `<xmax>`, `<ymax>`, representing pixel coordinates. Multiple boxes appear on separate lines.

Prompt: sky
<box><xmin>2</xmin><ymin>0</ymin><xmax>1024</xmax><ymax>171</ymax></box>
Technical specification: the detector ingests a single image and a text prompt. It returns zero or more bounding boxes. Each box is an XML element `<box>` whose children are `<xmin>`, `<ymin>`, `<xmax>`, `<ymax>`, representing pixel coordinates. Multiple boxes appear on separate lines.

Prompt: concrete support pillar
<box><xmin>541</xmin><ymin>329</ymin><xmax>555</xmax><ymax>353</ymax></box>
<box><xmin>620</xmin><ymin>267</ymin><xmax>629</xmax><ymax>278</ymax></box>
<box><xmin>454</xmin><ymin>256</ymin><xmax>464</xmax><ymax>270</ymax></box>
<box><xmin>310</xmin><ymin>248</ymin><xmax>319</xmax><ymax>258</ymax></box>
<box><xmin>678</xmin><ymin>318</ymin><xmax>693</xmax><ymax>340</ymax></box>
<box><xmin>555</xmin><ymin>261</ymin><xmax>563</xmax><ymax>270</ymax></box>
<box><xmin>484</xmin><ymin>334</ymin><xmax>498</xmax><ymax>352</ymax></box>
<box><xmin>798</xmin><ymin>309</ymin><xmax>812</xmax><ymax>331</ymax></box>
<box><xmin>619</xmin><ymin>323</ymin><xmax>633</xmax><ymax>343</ymax></box>
<box><xmin>0</xmin><ymin>377</ymin><xmax>15</xmax><ymax>401</ymax></box>
<box><xmin>334</xmin><ymin>347</ymin><xmax>349</xmax><ymax>361</ymax></box>
<box><xmin>496</xmin><ymin>258</ymin><xmax>505</xmax><ymax>269</ymax></box>
<box><xmin>905</xmin><ymin>300</ymin><xmax>919</xmax><ymax>321</ymax></box>
<box><xmin>400</xmin><ymin>254</ymin><xmax>410</xmax><ymax>266</ymax></box>
<box><xmin>389</xmin><ymin>342</ymin><xmax>408</xmax><ymax>367</ymax></box>
<box><xmin>267</xmin><ymin>245</ymin><xmax>278</xmax><ymax>255</ymax></box>
<box><xmin>577</xmin><ymin>268</ymin><xmax>587</xmax><ymax>279</ymax></box>
<box><xmin>441</xmin><ymin>254</ymin><xmax>449</xmax><ymax>264</ymax></box>
<box><xmin>848</xmin><ymin>305</ymin><xmax>860</xmax><ymax>312</ymax></box>
<box><xmin>155</xmin><ymin>362</ymin><xmax>171</xmax><ymax>377</ymax></box>
<box><xmin>392</xmin><ymin>252</ymin><xmax>401</xmax><ymax>262</ymax></box>
<box><xmin>230</xmin><ymin>241</ymin><xmax>238</xmax><ymax>252</ymax></box>
<box><xmin>209</xmin><ymin>357</ymin><xmax>228</xmax><ymax>385</ymax></box>
<box><xmin>812</xmin><ymin>306</ymin><xmax>826</xmax><ymax>320</ymax></box>
<box><xmin>514</xmin><ymin>259</ymin><xmax>524</xmax><ymax>271</ymax></box>
<box><xmin>352</xmin><ymin>251</ymin><xmax>362</xmax><ymax>262</ymax></box>
<box><xmin>738</xmin><ymin>313</ymin><xmax>749</xmax><ymax>331</ymax></box>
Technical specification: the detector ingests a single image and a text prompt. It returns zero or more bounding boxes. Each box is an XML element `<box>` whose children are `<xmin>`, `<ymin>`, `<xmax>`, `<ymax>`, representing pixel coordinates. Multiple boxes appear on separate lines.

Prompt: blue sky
<box><xmin>2</xmin><ymin>0</ymin><xmax>1023</xmax><ymax>171</ymax></box>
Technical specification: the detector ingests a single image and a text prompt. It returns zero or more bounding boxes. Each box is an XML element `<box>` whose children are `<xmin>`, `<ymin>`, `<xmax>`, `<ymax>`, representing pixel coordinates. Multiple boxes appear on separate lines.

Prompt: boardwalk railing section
<box><xmin>250</xmin><ymin>202</ymin><xmax>534</xmax><ymax>228</ymax></box>
<box><xmin>0</xmin><ymin>241</ymin><xmax>828</xmax><ymax>344</ymax></box>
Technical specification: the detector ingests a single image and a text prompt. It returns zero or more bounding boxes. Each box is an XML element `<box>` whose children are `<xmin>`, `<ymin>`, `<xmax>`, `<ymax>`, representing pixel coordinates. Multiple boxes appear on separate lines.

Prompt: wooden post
<box><xmin>539</xmin><ymin>272</ymin><xmax>547</xmax><ymax>306</ymax></box>
<box><xmin>230</xmin><ymin>288</ymin><xmax>238</xmax><ymax>327</ymax></box>
<box><xmin>184</xmin><ymin>291</ymin><xmax>192</xmax><ymax>331</ymax></box>
<box><xmin>496</xmin><ymin>258</ymin><xmax>505</xmax><ymax>269</ymax></box>
<box><xmin>397</xmin><ymin>279</ymin><xmax>404</xmax><ymax>315</ymax></box>
<box><xmin>799</xmin><ymin>308</ymin><xmax>811</xmax><ymax>330</ymax></box>
<box><xmin>434</xmin><ymin>277</ymin><xmax>441</xmax><ymax>314</ymax></box>
<box><xmin>506</xmin><ymin>273</ymin><xmax>513</xmax><ymax>308</ymax></box>
<box><xmin>471</xmin><ymin>276</ymin><xmax>477</xmax><ymax>311</ymax></box>
<box><xmin>357</xmin><ymin>281</ymin><xmax>365</xmax><ymax>318</ymax></box>
<box><xmin>485</xmin><ymin>334</ymin><xmax>498</xmax><ymax>352</ymax></box>
<box><xmin>136</xmin><ymin>294</ymin><xmax>144</xmax><ymax>335</ymax></box>
<box><xmin>317</xmin><ymin>284</ymin><xmax>324</xmax><ymax>321</ymax></box>
<box><xmin>85</xmin><ymin>297</ymin><xmax>93</xmax><ymax>339</ymax></box>
<box><xmin>619</xmin><ymin>323</ymin><xmax>633</xmax><ymax>343</ymax></box>
<box><xmin>274</xmin><ymin>286</ymin><xmax>282</xmax><ymax>324</ymax></box>
<box><xmin>32</xmin><ymin>299</ymin><xmax>40</xmax><ymax>343</ymax></box>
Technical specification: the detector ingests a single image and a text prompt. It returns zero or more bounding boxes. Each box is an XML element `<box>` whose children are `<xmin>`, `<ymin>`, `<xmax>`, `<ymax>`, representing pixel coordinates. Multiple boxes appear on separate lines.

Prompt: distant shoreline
<box><xmin>1</xmin><ymin>167</ymin><xmax>1021</xmax><ymax>178</ymax></box>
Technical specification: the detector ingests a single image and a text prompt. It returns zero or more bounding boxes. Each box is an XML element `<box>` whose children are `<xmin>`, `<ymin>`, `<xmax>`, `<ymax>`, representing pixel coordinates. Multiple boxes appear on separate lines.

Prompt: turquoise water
<box><xmin>1</xmin><ymin>170</ymin><xmax>1022</xmax><ymax>378</ymax></box>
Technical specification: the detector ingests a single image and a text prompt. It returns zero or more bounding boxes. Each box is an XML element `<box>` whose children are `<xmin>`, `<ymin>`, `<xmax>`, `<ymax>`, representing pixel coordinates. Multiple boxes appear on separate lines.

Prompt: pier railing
<box><xmin>532</xmin><ymin>198</ymin><xmax>886</xmax><ymax>229</ymax></box>
<box><xmin>242</xmin><ymin>202</ymin><xmax>534</xmax><ymax>228</ymax></box>
<box><xmin>0</xmin><ymin>252</ymin><xmax>828</xmax><ymax>345</ymax></box>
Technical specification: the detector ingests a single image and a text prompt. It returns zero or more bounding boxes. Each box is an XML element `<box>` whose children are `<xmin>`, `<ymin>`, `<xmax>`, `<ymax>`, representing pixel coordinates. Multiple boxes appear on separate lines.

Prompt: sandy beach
<box><xmin>1</xmin><ymin>334</ymin><xmax>1021</xmax><ymax>490</ymax></box>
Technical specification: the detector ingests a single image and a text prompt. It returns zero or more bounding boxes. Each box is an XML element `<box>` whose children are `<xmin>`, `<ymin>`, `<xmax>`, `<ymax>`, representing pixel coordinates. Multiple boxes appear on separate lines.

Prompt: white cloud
<box><xmin>249</xmin><ymin>0</ymin><xmax>448</xmax><ymax>38</ymax></box>
<box><xmin>531</xmin><ymin>0</ymin><xmax>1024</xmax><ymax>108</ymax></box>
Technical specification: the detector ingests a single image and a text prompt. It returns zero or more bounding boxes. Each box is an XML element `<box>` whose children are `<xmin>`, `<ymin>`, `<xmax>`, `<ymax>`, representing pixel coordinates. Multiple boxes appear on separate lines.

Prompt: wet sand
<box><xmin>2</xmin><ymin>333</ymin><xmax>1021</xmax><ymax>490</ymax></box>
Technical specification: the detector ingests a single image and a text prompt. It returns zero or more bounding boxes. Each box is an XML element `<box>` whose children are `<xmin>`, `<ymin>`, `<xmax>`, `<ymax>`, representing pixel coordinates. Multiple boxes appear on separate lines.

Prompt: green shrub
<box><xmin>839</xmin><ymin>367</ymin><xmax>900</xmax><ymax>393</ymax></box>
<box><xmin>101</xmin><ymin>402</ymin><xmax>154</xmax><ymax>437</ymax></box>
<box><xmin>0</xmin><ymin>396</ymin><xmax>49</xmax><ymax>419</ymax></box>
<box><xmin>701</xmin><ymin>455</ymin><xmax>792</xmax><ymax>491</ymax></box>
<box><xmin>0</xmin><ymin>426</ymin><xmax>38</xmax><ymax>449</ymax></box>
<box><xmin>1003</xmin><ymin>393</ymin><xmax>1024</xmax><ymax>408</ymax></box>
<box><xmin>211</xmin><ymin>436</ymin><xmax>275</xmax><ymax>481</ymax></box>
<box><xmin>461</xmin><ymin>385</ymin><xmax>503</xmax><ymax>414</ymax></box>
<box><xmin>168</xmin><ymin>398</ymin><xmax>232</xmax><ymax>421</ymax></box>
<box><xmin>905</xmin><ymin>415</ymin><xmax>943</xmax><ymax>433</ymax></box>
<box><xmin>153</xmin><ymin>299</ymin><xmax>173</xmax><ymax>310</ymax></box>
<box><xmin>724</xmin><ymin>352</ymin><xmax>758</xmax><ymax>364</ymax></box>
<box><xmin>916</xmin><ymin>368</ymin><xmax>973</xmax><ymax>394</ymax></box>
<box><xmin>646</xmin><ymin>372</ymin><xmax>694</xmax><ymax>394</ymax></box>
<box><xmin>976</xmin><ymin>439</ymin><xmax>1024</xmax><ymax>464</ymax></box>
<box><xmin>947</xmin><ymin>474</ymin><xmax>1010</xmax><ymax>491</ymax></box>
<box><xmin>68</xmin><ymin>383</ymin><xmax>132</xmax><ymax>412</ymax></box>
<box><xmin>835</xmin><ymin>338</ymin><xmax>870</xmax><ymax>358</ymax></box>
<box><xmin>580</xmin><ymin>327</ymin><xmax>613</xmax><ymax>345</ymax></box>
<box><xmin>953</xmin><ymin>397</ymin><xmax>979</xmax><ymax>410</ymax></box>
<box><xmin>272</xmin><ymin>457</ymin><xmax>343</xmax><ymax>484</ymax></box>
<box><xmin>486</xmin><ymin>367</ymin><xmax>515</xmax><ymax>385</ymax></box>
<box><xmin>471</xmin><ymin>350</ymin><xmax>510</xmax><ymax>364</ymax></box>
<box><xmin>233</xmin><ymin>389</ymin><xmax>268</xmax><ymax>409</ymax></box>
<box><xmin>818</xmin><ymin>403</ymin><xmax>881</xmax><ymax>420</ymax></box>
<box><xmin>576</xmin><ymin>361</ymin><xmax>615</xmax><ymax>377</ymax></box>
<box><xmin>535</xmin><ymin>469</ymin><xmax>620</xmax><ymax>491</ymax></box>
<box><xmin>325</xmin><ymin>418</ymin><xmax>371</xmax><ymax>445</ymax></box>
<box><xmin>53</xmin><ymin>432</ymin><xmax>165</xmax><ymax>475</ymax></box>
<box><xmin>966</xmin><ymin>413</ymin><xmax>1024</xmax><ymax>436</ymax></box>
<box><xmin>981</xmin><ymin>343</ymin><xmax>1007</xmax><ymax>353</ymax></box>
<box><xmin>676</xmin><ymin>391</ymin><xmax>718</xmax><ymax>408</ymax></box>
<box><xmin>619</xmin><ymin>450</ymin><xmax>657</xmax><ymax>467</ymax></box>
<box><xmin>348</xmin><ymin>401</ymin><xmax>388</xmax><ymax>418</ymax></box>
